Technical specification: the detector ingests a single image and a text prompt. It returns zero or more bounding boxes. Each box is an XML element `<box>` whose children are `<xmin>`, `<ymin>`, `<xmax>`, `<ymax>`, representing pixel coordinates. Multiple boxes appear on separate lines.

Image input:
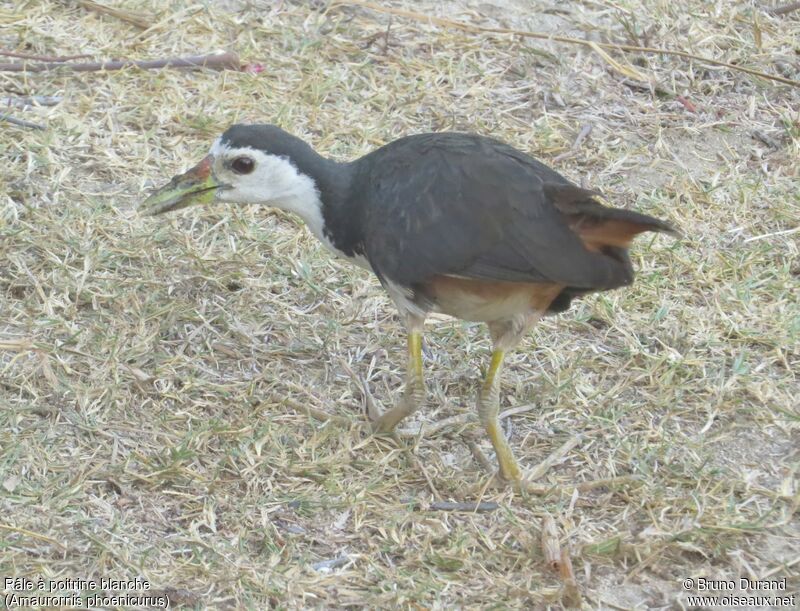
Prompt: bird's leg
<box><xmin>371</xmin><ymin>316</ymin><xmax>425</xmax><ymax>433</ymax></box>
<box><xmin>476</xmin><ymin>349</ymin><xmax>523</xmax><ymax>483</ymax></box>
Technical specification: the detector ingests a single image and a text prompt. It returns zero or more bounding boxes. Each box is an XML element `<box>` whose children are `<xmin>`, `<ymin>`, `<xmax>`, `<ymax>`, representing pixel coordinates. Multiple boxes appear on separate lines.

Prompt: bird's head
<box><xmin>139</xmin><ymin>124</ymin><xmax>322</xmax><ymax>217</ymax></box>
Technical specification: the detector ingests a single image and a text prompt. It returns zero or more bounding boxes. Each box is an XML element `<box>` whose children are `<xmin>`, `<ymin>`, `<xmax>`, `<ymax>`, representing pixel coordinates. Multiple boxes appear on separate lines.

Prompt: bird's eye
<box><xmin>231</xmin><ymin>156</ymin><xmax>255</xmax><ymax>175</ymax></box>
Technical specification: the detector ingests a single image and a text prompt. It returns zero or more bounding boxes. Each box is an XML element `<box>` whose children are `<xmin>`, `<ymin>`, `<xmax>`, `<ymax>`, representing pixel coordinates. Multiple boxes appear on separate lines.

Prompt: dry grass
<box><xmin>1</xmin><ymin>0</ymin><xmax>798</xmax><ymax>608</ymax></box>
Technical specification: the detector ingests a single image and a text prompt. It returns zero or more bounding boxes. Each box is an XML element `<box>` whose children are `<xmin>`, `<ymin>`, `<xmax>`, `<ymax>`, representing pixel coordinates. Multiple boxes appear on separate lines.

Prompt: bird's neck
<box><xmin>277</xmin><ymin>150</ymin><xmax>361</xmax><ymax>261</ymax></box>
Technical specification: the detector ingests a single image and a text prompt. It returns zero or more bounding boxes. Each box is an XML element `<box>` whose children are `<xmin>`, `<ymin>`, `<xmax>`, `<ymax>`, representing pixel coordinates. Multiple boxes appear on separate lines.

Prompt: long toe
<box><xmin>371</xmin><ymin>408</ymin><xmax>405</xmax><ymax>434</ymax></box>
<box><xmin>365</xmin><ymin>391</ymin><xmax>385</xmax><ymax>424</ymax></box>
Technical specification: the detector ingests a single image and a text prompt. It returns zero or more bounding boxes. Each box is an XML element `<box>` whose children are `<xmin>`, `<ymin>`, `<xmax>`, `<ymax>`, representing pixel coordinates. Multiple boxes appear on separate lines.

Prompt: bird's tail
<box><xmin>544</xmin><ymin>183</ymin><xmax>679</xmax><ymax>251</ymax></box>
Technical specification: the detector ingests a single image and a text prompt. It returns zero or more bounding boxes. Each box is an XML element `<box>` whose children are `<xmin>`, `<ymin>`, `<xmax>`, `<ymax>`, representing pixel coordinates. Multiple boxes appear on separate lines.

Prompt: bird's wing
<box><xmin>360</xmin><ymin>134</ymin><xmax>645</xmax><ymax>290</ymax></box>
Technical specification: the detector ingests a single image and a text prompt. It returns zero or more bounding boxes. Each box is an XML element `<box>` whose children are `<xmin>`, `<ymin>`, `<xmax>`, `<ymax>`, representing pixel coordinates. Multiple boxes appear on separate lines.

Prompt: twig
<box><xmin>498</xmin><ymin>404</ymin><xmax>537</xmax><ymax>420</ymax></box>
<box><xmin>395</xmin><ymin>413</ymin><xmax>474</xmax><ymax>437</ymax></box>
<box><xmin>404</xmin><ymin>448</ymin><xmax>442</xmax><ymax>499</ymax></box>
<box><xmin>1</xmin><ymin>95</ymin><xmax>62</xmax><ymax>108</ymax></box>
<box><xmin>383</xmin><ymin>16</ymin><xmax>393</xmax><ymax>53</ymax></box>
<box><xmin>333</xmin><ymin>0</ymin><xmax>800</xmax><ymax>88</ymax></box>
<box><xmin>0</xmin><ymin>338</ymin><xmax>34</xmax><ymax>351</ymax></box>
<box><xmin>540</xmin><ymin>515</ymin><xmax>582</xmax><ymax>605</ymax></box>
<box><xmin>0</xmin><ymin>51</ymin><xmax>241</xmax><ymax>73</ymax></box>
<box><xmin>620</xmin><ymin>78</ymin><xmax>672</xmax><ymax>96</ymax></box>
<box><xmin>281</xmin><ymin>397</ymin><xmax>351</xmax><ymax>426</ymax></box>
<box><xmin>676</xmin><ymin>94</ymin><xmax>697</xmax><ymax>113</ymax></box>
<box><xmin>526</xmin><ymin>434</ymin><xmax>582</xmax><ymax>482</ymax></box>
<box><xmin>402</xmin><ymin>497</ymin><xmax>500</xmax><ymax>512</ymax></box>
<box><xmin>466</xmin><ymin>439</ymin><xmax>495</xmax><ymax>473</ymax></box>
<box><xmin>77</xmin><ymin>0</ymin><xmax>150</xmax><ymax>29</ymax></box>
<box><xmin>765</xmin><ymin>2</ymin><xmax>800</xmax><ymax>15</ymax></box>
<box><xmin>311</xmin><ymin>555</ymin><xmax>350</xmax><ymax>571</ymax></box>
<box><xmin>572</xmin><ymin>123</ymin><xmax>593</xmax><ymax>149</ymax></box>
<box><xmin>760</xmin><ymin>554</ymin><xmax>800</xmax><ymax>579</ymax></box>
<box><xmin>575</xmin><ymin>475</ymin><xmax>642</xmax><ymax>492</ymax></box>
<box><xmin>743</xmin><ymin>226</ymin><xmax>800</xmax><ymax>243</ymax></box>
<box><xmin>0</xmin><ymin>51</ymin><xmax>91</xmax><ymax>61</ymax></box>
<box><xmin>542</xmin><ymin>514</ymin><xmax>561</xmax><ymax>569</ymax></box>
<box><xmin>0</xmin><ymin>523</ymin><xmax>66</xmax><ymax>549</ymax></box>
<box><xmin>0</xmin><ymin>113</ymin><xmax>45</xmax><ymax>130</ymax></box>
<box><xmin>587</xmin><ymin>597</ymin><xmax>635</xmax><ymax>611</ymax></box>
<box><xmin>626</xmin><ymin>542</ymin><xmax>669</xmax><ymax>578</ymax></box>
<box><xmin>752</xmin><ymin>129</ymin><xmax>782</xmax><ymax>149</ymax></box>
<box><xmin>518</xmin><ymin>474</ymin><xmax>642</xmax><ymax>496</ymax></box>
<box><xmin>396</xmin><ymin>404</ymin><xmax>536</xmax><ymax>436</ymax></box>
<box><xmin>429</xmin><ymin>500</ymin><xmax>499</xmax><ymax>512</ymax></box>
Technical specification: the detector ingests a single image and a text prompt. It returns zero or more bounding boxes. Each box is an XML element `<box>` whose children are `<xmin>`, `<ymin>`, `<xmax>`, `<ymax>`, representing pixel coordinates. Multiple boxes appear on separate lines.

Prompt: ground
<box><xmin>1</xmin><ymin>0</ymin><xmax>798</xmax><ymax>609</ymax></box>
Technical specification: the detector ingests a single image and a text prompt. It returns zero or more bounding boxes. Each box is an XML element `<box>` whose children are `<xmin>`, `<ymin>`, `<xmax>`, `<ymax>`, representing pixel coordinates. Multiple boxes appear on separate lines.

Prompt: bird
<box><xmin>140</xmin><ymin>124</ymin><xmax>676</xmax><ymax>489</ymax></box>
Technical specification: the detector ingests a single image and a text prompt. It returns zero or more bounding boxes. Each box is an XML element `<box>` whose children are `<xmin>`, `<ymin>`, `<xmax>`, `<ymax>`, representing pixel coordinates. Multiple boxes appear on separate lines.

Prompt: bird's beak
<box><xmin>139</xmin><ymin>155</ymin><xmax>222</xmax><ymax>216</ymax></box>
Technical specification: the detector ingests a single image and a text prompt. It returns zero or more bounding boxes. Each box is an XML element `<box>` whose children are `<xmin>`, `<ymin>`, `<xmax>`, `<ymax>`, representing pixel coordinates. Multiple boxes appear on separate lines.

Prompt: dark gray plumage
<box><xmin>353</xmin><ymin>133</ymin><xmax>658</xmax><ymax>289</ymax></box>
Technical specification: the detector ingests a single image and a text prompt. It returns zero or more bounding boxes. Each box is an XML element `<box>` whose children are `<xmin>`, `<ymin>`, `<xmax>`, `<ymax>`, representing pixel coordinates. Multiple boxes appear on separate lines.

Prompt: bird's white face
<box><xmin>139</xmin><ymin>138</ymin><xmax>324</xmax><ymax>229</ymax></box>
<box><xmin>207</xmin><ymin>139</ymin><xmax>319</xmax><ymax>210</ymax></box>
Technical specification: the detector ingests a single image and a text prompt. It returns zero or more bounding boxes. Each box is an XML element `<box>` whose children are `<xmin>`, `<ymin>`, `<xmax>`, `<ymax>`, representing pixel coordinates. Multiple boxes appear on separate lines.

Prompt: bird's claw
<box><xmin>365</xmin><ymin>389</ymin><xmax>385</xmax><ymax>424</ymax></box>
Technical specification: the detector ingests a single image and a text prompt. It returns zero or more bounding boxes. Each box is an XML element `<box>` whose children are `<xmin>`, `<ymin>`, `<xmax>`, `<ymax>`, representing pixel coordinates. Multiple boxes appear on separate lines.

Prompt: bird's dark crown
<box><xmin>220</xmin><ymin>124</ymin><xmax>315</xmax><ymax>161</ymax></box>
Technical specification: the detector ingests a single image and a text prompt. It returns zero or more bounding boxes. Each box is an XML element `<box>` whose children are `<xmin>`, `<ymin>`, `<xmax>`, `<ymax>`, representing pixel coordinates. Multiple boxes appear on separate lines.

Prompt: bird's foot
<box><xmin>360</xmin><ymin>394</ymin><xmax>406</xmax><ymax>436</ymax></box>
<box><xmin>364</xmin><ymin>389</ymin><xmax>387</xmax><ymax>428</ymax></box>
<box><xmin>338</xmin><ymin>358</ymin><xmax>394</xmax><ymax>432</ymax></box>
<box><xmin>362</xmin><ymin>394</ymin><xmax>407</xmax><ymax>435</ymax></box>
<box><xmin>369</xmin><ymin>407</ymin><xmax>405</xmax><ymax>435</ymax></box>
<box><xmin>368</xmin><ymin>389</ymin><xmax>421</xmax><ymax>434</ymax></box>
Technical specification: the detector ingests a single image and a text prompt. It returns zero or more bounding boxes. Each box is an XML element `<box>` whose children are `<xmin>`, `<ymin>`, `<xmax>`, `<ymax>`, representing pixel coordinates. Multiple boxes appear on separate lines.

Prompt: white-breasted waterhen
<box><xmin>140</xmin><ymin>124</ymin><xmax>676</xmax><ymax>489</ymax></box>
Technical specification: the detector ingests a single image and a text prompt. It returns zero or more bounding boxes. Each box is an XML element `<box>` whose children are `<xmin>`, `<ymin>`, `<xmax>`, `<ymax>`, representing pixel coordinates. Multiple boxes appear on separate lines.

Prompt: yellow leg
<box><xmin>372</xmin><ymin>331</ymin><xmax>424</xmax><ymax>433</ymax></box>
<box><xmin>477</xmin><ymin>350</ymin><xmax>523</xmax><ymax>482</ymax></box>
